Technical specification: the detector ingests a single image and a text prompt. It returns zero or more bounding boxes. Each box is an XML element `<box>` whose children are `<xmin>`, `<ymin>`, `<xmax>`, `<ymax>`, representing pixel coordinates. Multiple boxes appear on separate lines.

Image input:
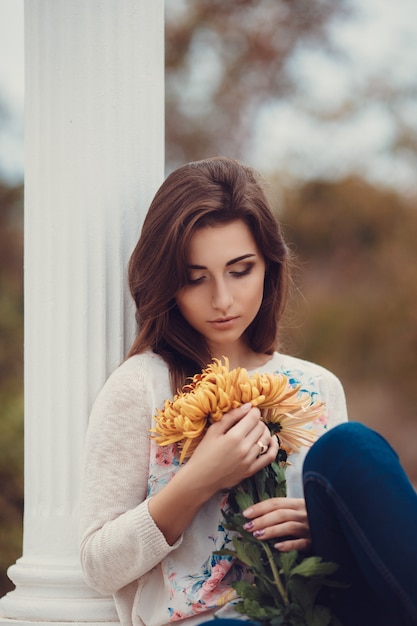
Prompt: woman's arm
<box><xmin>79</xmin><ymin>359</ymin><xmax>165</xmax><ymax>594</ymax></box>
<box><xmin>79</xmin><ymin>358</ymin><xmax>278</xmax><ymax>594</ymax></box>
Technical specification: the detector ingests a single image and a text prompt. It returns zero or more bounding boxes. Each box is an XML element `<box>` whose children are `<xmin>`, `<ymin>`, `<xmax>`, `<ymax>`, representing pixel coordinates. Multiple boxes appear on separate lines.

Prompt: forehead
<box><xmin>187</xmin><ymin>220</ymin><xmax>259</xmax><ymax>264</ymax></box>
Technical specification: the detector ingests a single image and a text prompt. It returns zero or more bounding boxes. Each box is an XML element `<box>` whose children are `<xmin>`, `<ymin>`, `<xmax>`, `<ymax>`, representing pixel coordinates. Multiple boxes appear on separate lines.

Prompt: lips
<box><xmin>209</xmin><ymin>316</ymin><xmax>237</xmax><ymax>324</ymax></box>
<box><xmin>208</xmin><ymin>316</ymin><xmax>239</xmax><ymax>329</ymax></box>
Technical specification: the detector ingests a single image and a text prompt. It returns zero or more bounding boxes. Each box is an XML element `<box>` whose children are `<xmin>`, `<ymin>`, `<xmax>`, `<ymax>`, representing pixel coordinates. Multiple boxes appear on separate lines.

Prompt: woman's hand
<box><xmin>241</xmin><ymin>497</ymin><xmax>311</xmax><ymax>553</ymax></box>
<box><xmin>184</xmin><ymin>403</ymin><xmax>279</xmax><ymax>494</ymax></box>
<box><xmin>149</xmin><ymin>403</ymin><xmax>278</xmax><ymax>546</ymax></box>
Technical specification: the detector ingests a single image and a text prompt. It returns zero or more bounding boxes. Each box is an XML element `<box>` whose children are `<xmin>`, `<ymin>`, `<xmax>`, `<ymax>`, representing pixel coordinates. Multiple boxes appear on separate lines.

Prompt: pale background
<box><xmin>1</xmin><ymin>0</ymin><xmax>417</xmax><ymax>191</ymax></box>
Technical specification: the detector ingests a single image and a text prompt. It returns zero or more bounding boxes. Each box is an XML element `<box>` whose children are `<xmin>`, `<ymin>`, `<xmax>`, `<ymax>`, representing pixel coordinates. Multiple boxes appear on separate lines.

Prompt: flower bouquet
<box><xmin>151</xmin><ymin>358</ymin><xmax>343</xmax><ymax>626</ymax></box>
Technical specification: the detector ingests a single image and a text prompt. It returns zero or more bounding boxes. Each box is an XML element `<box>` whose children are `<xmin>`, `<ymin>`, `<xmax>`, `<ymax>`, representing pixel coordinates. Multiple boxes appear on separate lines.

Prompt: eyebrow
<box><xmin>187</xmin><ymin>253</ymin><xmax>257</xmax><ymax>270</ymax></box>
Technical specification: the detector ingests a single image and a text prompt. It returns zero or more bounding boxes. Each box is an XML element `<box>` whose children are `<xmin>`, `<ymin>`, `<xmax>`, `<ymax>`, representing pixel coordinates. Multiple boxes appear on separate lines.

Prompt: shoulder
<box><xmin>268</xmin><ymin>352</ymin><xmax>342</xmax><ymax>386</ymax></box>
<box><xmin>100</xmin><ymin>350</ymin><xmax>168</xmax><ymax>391</ymax></box>
<box><xmin>267</xmin><ymin>352</ymin><xmax>348</xmax><ymax>426</ymax></box>
<box><xmin>90</xmin><ymin>350</ymin><xmax>170</xmax><ymax>419</ymax></box>
<box><xmin>266</xmin><ymin>351</ymin><xmax>346</xmax><ymax>404</ymax></box>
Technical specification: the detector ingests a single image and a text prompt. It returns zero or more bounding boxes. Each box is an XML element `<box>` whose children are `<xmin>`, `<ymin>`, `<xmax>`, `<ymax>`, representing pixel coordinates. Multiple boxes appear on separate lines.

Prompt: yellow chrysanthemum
<box><xmin>151</xmin><ymin>357</ymin><xmax>324</xmax><ymax>463</ymax></box>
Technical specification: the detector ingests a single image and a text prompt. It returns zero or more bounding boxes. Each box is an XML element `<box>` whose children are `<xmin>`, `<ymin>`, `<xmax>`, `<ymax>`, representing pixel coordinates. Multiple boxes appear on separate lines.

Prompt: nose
<box><xmin>211</xmin><ymin>278</ymin><xmax>233</xmax><ymax>313</ymax></box>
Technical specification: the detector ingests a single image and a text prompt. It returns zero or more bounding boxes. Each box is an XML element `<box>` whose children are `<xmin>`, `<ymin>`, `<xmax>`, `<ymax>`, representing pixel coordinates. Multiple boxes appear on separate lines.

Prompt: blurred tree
<box><xmin>294</xmin><ymin>73</ymin><xmax>417</xmax><ymax>188</ymax></box>
<box><xmin>276</xmin><ymin>176</ymin><xmax>417</xmax><ymax>483</ymax></box>
<box><xmin>165</xmin><ymin>0</ymin><xmax>350</xmax><ymax>168</ymax></box>
<box><xmin>280</xmin><ymin>176</ymin><xmax>417</xmax><ymax>391</ymax></box>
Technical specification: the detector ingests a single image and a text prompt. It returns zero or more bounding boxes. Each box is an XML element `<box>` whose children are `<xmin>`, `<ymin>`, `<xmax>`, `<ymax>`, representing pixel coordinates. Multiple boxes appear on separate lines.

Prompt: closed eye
<box><xmin>187</xmin><ymin>275</ymin><xmax>205</xmax><ymax>285</ymax></box>
<box><xmin>230</xmin><ymin>265</ymin><xmax>253</xmax><ymax>278</ymax></box>
<box><xmin>186</xmin><ymin>260</ymin><xmax>256</xmax><ymax>284</ymax></box>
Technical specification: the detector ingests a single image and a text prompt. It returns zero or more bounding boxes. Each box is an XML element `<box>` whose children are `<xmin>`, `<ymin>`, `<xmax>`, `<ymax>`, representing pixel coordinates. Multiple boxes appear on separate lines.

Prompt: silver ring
<box><xmin>256</xmin><ymin>440</ymin><xmax>268</xmax><ymax>455</ymax></box>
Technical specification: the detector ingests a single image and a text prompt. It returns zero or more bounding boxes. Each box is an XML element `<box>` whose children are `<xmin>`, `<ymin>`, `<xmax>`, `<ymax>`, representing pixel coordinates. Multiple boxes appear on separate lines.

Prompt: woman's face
<box><xmin>176</xmin><ymin>220</ymin><xmax>266</xmax><ymax>358</ymax></box>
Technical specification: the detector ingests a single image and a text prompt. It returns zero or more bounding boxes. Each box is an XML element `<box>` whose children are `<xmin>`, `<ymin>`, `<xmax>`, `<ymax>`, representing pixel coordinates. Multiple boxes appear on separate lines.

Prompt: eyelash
<box><xmin>188</xmin><ymin>265</ymin><xmax>253</xmax><ymax>285</ymax></box>
<box><xmin>231</xmin><ymin>266</ymin><xmax>252</xmax><ymax>278</ymax></box>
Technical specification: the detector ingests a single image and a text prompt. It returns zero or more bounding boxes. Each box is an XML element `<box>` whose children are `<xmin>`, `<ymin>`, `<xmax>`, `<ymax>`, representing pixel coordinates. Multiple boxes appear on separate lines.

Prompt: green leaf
<box><xmin>237</xmin><ymin>596</ymin><xmax>286</xmax><ymax>623</ymax></box>
<box><xmin>241</xmin><ymin>598</ymin><xmax>270</xmax><ymax>621</ymax></box>
<box><xmin>232</xmin><ymin>579</ymin><xmax>259</xmax><ymax>599</ymax></box>
<box><xmin>216</xmin><ymin>465</ymin><xmax>342</xmax><ymax>625</ymax></box>
<box><xmin>269</xmin><ymin>616</ymin><xmax>287</xmax><ymax>626</ymax></box>
<box><xmin>278</xmin><ymin>550</ymin><xmax>299</xmax><ymax>577</ymax></box>
<box><xmin>290</xmin><ymin>557</ymin><xmax>339</xmax><ymax>579</ymax></box>
<box><xmin>254</xmin><ymin>467</ymin><xmax>267</xmax><ymax>501</ymax></box>
<box><xmin>306</xmin><ymin>604</ymin><xmax>333</xmax><ymax>626</ymax></box>
<box><xmin>270</xmin><ymin>461</ymin><xmax>287</xmax><ymax>498</ymax></box>
<box><xmin>230</xmin><ymin>536</ymin><xmax>263</xmax><ymax>568</ymax></box>
<box><xmin>234</xmin><ymin>490</ymin><xmax>255</xmax><ymax>512</ymax></box>
<box><xmin>288</xmin><ymin>576</ymin><xmax>322</xmax><ymax>612</ymax></box>
<box><xmin>215</xmin><ymin>548</ymin><xmax>237</xmax><ymax>559</ymax></box>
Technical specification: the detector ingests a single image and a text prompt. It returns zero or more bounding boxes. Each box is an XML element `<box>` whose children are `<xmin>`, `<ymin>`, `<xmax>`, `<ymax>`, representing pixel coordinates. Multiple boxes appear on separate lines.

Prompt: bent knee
<box><xmin>303</xmin><ymin>421</ymin><xmax>393</xmax><ymax>481</ymax></box>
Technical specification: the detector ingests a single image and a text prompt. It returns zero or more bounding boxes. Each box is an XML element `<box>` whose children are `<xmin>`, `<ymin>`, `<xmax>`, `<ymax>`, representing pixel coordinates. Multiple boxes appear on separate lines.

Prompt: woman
<box><xmin>79</xmin><ymin>157</ymin><xmax>349</xmax><ymax>625</ymax></box>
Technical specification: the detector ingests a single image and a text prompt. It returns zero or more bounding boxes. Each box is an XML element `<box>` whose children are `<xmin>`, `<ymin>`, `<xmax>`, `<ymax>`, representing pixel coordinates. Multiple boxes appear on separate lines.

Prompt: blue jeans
<box><xmin>303</xmin><ymin>421</ymin><xmax>417</xmax><ymax>626</ymax></box>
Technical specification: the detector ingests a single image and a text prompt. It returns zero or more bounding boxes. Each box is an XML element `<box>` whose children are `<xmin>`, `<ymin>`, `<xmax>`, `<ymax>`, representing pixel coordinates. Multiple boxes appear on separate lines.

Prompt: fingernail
<box><xmin>241</xmin><ymin>402</ymin><xmax>252</xmax><ymax>410</ymax></box>
<box><xmin>242</xmin><ymin>508</ymin><xmax>253</xmax><ymax>517</ymax></box>
<box><xmin>253</xmin><ymin>529</ymin><xmax>264</xmax><ymax>538</ymax></box>
<box><xmin>242</xmin><ymin>521</ymin><xmax>254</xmax><ymax>531</ymax></box>
<box><xmin>274</xmin><ymin>542</ymin><xmax>284</xmax><ymax>550</ymax></box>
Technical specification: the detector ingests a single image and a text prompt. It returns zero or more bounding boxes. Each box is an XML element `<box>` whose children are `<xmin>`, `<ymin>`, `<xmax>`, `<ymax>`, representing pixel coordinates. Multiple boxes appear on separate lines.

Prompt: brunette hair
<box><xmin>127</xmin><ymin>156</ymin><xmax>290</xmax><ymax>391</ymax></box>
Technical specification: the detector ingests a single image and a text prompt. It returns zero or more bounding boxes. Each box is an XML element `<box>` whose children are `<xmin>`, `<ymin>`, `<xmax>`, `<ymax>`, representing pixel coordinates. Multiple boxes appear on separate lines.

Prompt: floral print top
<box><xmin>137</xmin><ymin>355</ymin><xmax>345</xmax><ymax>625</ymax></box>
<box><xmin>80</xmin><ymin>350</ymin><xmax>348</xmax><ymax>626</ymax></box>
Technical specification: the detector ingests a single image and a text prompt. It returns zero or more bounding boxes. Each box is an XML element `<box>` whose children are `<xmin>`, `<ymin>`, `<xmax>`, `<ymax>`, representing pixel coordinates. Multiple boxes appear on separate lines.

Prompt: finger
<box><xmin>254</xmin><ymin>423</ymin><xmax>275</xmax><ymax>451</ymax></box>
<box><xmin>243</xmin><ymin>497</ymin><xmax>306</xmax><ymax>519</ymax></box>
<box><xmin>243</xmin><ymin>509</ymin><xmax>307</xmax><ymax>531</ymax></box>
<box><xmin>249</xmin><ymin>421</ymin><xmax>272</xmax><ymax>451</ymax></box>
<box><xmin>274</xmin><ymin>537</ymin><xmax>312</xmax><ymax>553</ymax></box>
<box><xmin>247</xmin><ymin>427</ymin><xmax>279</xmax><ymax>465</ymax></box>
<box><xmin>258</xmin><ymin>431</ymin><xmax>279</xmax><ymax>462</ymax></box>
<box><xmin>224</xmin><ymin>412</ymin><xmax>270</xmax><ymax>454</ymax></box>
<box><xmin>244</xmin><ymin>517</ymin><xmax>310</xmax><ymax>542</ymax></box>
<box><xmin>215</xmin><ymin>404</ymin><xmax>261</xmax><ymax>436</ymax></box>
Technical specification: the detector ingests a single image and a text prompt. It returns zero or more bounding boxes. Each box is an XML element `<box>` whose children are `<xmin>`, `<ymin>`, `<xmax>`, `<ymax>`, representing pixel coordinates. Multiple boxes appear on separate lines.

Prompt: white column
<box><xmin>0</xmin><ymin>1</ymin><xmax>164</xmax><ymax>624</ymax></box>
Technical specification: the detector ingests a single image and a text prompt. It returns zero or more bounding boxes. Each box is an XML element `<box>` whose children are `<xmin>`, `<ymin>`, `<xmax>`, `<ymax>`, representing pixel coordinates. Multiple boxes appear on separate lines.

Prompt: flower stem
<box><xmin>262</xmin><ymin>542</ymin><xmax>289</xmax><ymax>606</ymax></box>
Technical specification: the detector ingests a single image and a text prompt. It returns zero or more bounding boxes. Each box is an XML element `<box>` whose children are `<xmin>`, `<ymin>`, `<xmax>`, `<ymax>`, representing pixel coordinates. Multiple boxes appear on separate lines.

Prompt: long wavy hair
<box><xmin>127</xmin><ymin>156</ymin><xmax>291</xmax><ymax>392</ymax></box>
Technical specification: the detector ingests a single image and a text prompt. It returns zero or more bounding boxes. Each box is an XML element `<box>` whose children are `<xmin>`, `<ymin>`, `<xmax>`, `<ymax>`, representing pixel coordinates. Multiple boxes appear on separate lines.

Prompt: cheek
<box><xmin>176</xmin><ymin>290</ymin><xmax>200</xmax><ymax>319</ymax></box>
<box><xmin>246</xmin><ymin>280</ymin><xmax>265</xmax><ymax>320</ymax></box>
<box><xmin>246</xmin><ymin>273</ymin><xmax>265</xmax><ymax>304</ymax></box>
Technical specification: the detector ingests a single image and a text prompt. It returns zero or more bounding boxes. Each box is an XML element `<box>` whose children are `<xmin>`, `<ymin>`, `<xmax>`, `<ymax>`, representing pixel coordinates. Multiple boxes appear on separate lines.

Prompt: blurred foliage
<box><xmin>279</xmin><ymin>176</ymin><xmax>417</xmax><ymax>400</ymax></box>
<box><xmin>165</xmin><ymin>0</ymin><xmax>417</xmax><ymax>189</ymax></box>
<box><xmin>0</xmin><ymin>180</ymin><xmax>24</xmax><ymax>597</ymax></box>
<box><xmin>276</xmin><ymin>176</ymin><xmax>417</xmax><ymax>484</ymax></box>
<box><xmin>165</xmin><ymin>0</ymin><xmax>349</xmax><ymax>168</ymax></box>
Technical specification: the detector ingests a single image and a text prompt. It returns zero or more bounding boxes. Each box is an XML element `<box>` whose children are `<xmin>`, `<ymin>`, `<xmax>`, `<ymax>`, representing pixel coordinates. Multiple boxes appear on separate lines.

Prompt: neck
<box><xmin>209</xmin><ymin>342</ymin><xmax>269</xmax><ymax>371</ymax></box>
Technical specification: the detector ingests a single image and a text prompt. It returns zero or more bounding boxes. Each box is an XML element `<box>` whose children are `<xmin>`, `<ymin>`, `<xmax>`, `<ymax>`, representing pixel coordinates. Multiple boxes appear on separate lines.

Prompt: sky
<box><xmin>251</xmin><ymin>0</ymin><xmax>417</xmax><ymax>192</ymax></box>
<box><xmin>0</xmin><ymin>0</ymin><xmax>416</xmax><ymax>192</ymax></box>
<box><xmin>0</xmin><ymin>0</ymin><xmax>24</xmax><ymax>183</ymax></box>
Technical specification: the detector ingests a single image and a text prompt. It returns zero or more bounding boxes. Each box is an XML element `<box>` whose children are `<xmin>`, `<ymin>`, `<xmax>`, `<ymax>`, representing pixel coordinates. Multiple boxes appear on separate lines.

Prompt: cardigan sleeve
<box><xmin>79</xmin><ymin>356</ymin><xmax>181</xmax><ymax>596</ymax></box>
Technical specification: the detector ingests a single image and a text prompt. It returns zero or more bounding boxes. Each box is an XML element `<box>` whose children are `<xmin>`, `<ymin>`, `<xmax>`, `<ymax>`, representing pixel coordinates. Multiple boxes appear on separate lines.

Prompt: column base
<box><xmin>0</xmin><ymin>558</ymin><xmax>119</xmax><ymax>624</ymax></box>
